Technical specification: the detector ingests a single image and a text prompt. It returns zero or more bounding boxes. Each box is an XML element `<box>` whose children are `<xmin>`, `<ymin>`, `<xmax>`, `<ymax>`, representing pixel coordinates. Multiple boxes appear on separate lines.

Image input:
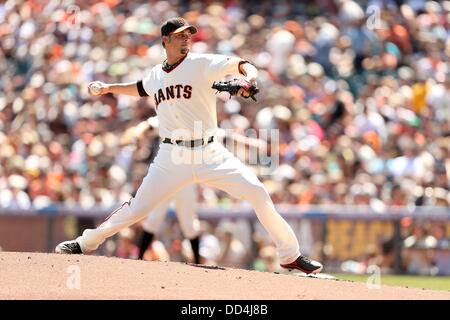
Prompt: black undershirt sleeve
<box><xmin>136</xmin><ymin>80</ymin><xmax>149</xmax><ymax>97</ymax></box>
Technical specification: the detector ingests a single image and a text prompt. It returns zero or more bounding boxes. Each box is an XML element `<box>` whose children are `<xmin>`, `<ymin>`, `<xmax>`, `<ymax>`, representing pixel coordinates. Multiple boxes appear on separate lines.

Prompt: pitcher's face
<box><xmin>164</xmin><ymin>30</ymin><xmax>192</xmax><ymax>55</ymax></box>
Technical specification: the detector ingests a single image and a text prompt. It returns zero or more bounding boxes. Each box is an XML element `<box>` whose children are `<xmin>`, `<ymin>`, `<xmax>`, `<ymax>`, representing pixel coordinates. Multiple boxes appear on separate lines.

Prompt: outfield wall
<box><xmin>1</xmin><ymin>205</ymin><xmax>449</xmax><ymax>274</ymax></box>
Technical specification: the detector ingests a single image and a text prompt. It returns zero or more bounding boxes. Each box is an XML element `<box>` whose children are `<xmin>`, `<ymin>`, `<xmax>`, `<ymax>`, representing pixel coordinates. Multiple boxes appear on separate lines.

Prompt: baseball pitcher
<box><xmin>120</xmin><ymin>116</ymin><xmax>201</xmax><ymax>263</ymax></box>
<box><xmin>56</xmin><ymin>17</ymin><xmax>322</xmax><ymax>274</ymax></box>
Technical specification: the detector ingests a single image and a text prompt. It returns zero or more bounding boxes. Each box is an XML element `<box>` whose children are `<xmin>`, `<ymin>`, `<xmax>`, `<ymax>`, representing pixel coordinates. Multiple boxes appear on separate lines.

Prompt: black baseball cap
<box><xmin>161</xmin><ymin>17</ymin><xmax>197</xmax><ymax>37</ymax></box>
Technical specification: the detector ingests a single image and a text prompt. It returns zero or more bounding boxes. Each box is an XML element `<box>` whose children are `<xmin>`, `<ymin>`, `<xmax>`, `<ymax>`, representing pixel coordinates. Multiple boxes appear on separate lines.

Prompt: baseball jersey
<box><xmin>139</xmin><ymin>53</ymin><xmax>245</xmax><ymax>140</ymax></box>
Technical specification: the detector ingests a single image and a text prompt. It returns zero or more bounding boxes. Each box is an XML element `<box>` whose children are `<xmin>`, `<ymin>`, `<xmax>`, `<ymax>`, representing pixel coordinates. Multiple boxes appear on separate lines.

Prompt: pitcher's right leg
<box><xmin>77</xmin><ymin>167</ymin><xmax>189</xmax><ymax>252</ymax></box>
<box><xmin>56</xmin><ymin>145</ymin><xmax>193</xmax><ymax>254</ymax></box>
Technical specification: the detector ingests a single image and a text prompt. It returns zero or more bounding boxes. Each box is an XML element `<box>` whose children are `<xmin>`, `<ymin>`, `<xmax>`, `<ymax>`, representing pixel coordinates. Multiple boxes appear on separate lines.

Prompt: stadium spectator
<box><xmin>431</xmin><ymin>223</ymin><xmax>450</xmax><ymax>275</ymax></box>
<box><xmin>403</xmin><ymin>224</ymin><xmax>438</xmax><ymax>275</ymax></box>
<box><xmin>115</xmin><ymin>228</ymin><xmax>139</xmax><ymax>259</ymax></box>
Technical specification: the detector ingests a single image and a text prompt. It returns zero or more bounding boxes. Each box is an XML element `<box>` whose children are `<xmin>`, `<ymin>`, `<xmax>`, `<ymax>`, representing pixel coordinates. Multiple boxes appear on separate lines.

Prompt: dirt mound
<box><xmin>0</xmin><ymin>252</ymin><xmax>449</xmax><ymax>300</ymax></box>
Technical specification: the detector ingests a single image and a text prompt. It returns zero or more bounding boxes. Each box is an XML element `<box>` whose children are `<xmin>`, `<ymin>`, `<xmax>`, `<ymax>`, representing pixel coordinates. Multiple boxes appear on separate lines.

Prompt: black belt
<box><xmin>162</xmin><ymin>136</ymin><xmax>214</xmax><ymax>148</ymax></box>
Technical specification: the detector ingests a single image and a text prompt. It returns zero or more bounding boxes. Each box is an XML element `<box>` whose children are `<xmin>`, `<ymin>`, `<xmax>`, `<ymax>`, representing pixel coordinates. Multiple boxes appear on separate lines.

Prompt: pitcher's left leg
<box><xmin>196</xmin><ymin>155</ymin><xmax>299</xmax><ymax>264</ymax></box>
<box><xmin>195</xmin><ymin>145</ymin><xmax>322</xmax><ymax>273</ymax></box>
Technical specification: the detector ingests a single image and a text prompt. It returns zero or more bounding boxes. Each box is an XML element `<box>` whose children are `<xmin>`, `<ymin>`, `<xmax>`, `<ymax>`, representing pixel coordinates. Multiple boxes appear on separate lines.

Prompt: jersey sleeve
<box><xmin>147</xmin><ymin>116</ymin><xmax>159</xmax><ymax>129</ymax></box>
<box><xmin>204</xmin><ymin>54</ymin><xmax>246</xmax><ymax>82</ymax></box>
<box><xmin>137</xmin><ymin>70</ymin><xmax>153</xmax><ymax>97</ymax></box>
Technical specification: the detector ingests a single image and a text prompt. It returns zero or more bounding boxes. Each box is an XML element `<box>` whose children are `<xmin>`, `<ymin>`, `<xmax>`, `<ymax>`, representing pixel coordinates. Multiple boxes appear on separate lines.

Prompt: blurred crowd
<box><xmin>341</xmin><ymin>218</ymin><xmax>450</xmax><ymax>275</ymax></box>
<box><xmin>1</xmin><ymin>0</ymin><xmax>449</xmax><ymax>273</ymax></box>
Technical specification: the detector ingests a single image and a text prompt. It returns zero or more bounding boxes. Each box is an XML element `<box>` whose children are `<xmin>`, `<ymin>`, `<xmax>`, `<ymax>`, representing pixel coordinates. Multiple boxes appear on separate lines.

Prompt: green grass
<box><xmin>332</xmin><ymin>273</ymin><xmax>450</xmax><ymax>292</ymax></box>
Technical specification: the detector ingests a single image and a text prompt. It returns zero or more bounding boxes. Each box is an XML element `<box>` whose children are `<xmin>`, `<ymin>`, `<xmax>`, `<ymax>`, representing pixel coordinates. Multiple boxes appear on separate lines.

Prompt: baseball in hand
<box><xmin>89</xmin><ymin>82</ymin><xmax>103</xmax><ymax>95</ymax></box>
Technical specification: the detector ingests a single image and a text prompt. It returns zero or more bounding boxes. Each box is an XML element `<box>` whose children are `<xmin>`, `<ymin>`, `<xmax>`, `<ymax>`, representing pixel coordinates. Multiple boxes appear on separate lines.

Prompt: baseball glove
<box><xmin>212</xmin><ymin>79</ymin><xmax>259</xmax><ymax>101</ymax></box>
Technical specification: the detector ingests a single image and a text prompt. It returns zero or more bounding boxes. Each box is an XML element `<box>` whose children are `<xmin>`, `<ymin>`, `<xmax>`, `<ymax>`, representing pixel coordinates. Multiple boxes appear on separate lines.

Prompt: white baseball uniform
<box><xmin>75</xmin><ymin>52</ymin><xmax>300</xmax><ymax>265</ymax></box>
<box><xmin>134</xmin><ymin>117</ymin><xmax>200</xmax><ymax>240</ymax></box>
<box><xmin>142</xmin><ymin>183</ymin><xmax>199</xmax><ymax>239</ymax></box>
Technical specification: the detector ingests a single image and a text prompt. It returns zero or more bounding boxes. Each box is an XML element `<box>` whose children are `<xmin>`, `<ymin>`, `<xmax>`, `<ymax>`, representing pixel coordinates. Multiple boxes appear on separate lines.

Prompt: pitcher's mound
<box><xmin>1</xmin><ymin>252</ymin><xmax>449</xmax><ymax>300</ymax></box>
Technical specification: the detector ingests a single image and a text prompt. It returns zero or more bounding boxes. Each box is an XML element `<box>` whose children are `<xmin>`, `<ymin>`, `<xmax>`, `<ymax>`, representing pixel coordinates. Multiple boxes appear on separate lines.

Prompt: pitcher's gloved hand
<box><xmin>212</xmin><ymin>78</ymin><xmax>259</xmax><ymax>101</ymax></box>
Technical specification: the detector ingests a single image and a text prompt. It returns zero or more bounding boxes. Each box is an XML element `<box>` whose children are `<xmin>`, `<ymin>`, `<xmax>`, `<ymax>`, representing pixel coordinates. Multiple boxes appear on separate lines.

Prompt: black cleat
<box><xmin>280</xmin><ymin>255</ymin><xmax>323</xmax><ymax>274</ymax></box>
<box><xmin>55</xmin><ymin>240</ymin><xmax>83</xmax><ymax>254</ymax></box>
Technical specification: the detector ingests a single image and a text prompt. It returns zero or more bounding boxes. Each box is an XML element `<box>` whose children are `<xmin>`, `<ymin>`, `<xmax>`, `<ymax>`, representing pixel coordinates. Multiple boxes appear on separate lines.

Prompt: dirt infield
<box><xmin>0</xmin><ymin>252</ymin><xmax>449</xmax><ymax>300</ymax></box>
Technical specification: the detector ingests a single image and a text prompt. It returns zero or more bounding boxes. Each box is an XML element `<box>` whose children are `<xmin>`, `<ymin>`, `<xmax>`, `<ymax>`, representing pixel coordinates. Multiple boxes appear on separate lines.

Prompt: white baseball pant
<box><xmin>76</xmin><ymin>140</ymin><xmax>300</xmax><ymax>264</ymax></box>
